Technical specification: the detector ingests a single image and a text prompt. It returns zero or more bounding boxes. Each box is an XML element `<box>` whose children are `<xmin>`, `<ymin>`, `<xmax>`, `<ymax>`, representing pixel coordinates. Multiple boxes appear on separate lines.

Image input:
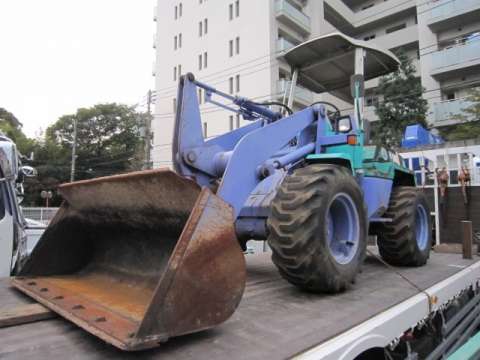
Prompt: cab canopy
<box><xmin>284</xmin><ymin>32</ymin><xmax>400</xmax><ymax>102</ymax></box>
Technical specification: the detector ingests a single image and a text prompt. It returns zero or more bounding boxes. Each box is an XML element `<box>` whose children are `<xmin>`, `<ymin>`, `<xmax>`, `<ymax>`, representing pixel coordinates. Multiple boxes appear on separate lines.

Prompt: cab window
<box><xmin>0</xmin><ymin>169</ymin><xmax>5</xmax><ymax>220</ymax></box>
<box><xmin>0</xmin><ymin>184</ymin><xmax>5</xmax><ymax>221</ymax></box>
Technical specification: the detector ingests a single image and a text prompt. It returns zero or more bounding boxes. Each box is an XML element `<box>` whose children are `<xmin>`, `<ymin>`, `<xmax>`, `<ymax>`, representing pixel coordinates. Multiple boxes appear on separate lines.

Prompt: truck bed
<box><xmin>0</xmin><ymin>251</ymin><xmax>478</xmax><ymax>360</ymax></box>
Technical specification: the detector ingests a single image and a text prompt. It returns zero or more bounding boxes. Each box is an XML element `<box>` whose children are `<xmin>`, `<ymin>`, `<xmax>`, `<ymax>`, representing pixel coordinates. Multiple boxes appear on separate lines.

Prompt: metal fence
<box><xmin>22</xmin><ymin>207</ymin><xmax>59</xmax><ymax>225</ymax></box>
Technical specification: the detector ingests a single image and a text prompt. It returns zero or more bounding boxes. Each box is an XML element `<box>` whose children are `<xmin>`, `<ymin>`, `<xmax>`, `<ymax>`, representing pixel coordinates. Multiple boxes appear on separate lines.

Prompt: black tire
<box><xmin>267</xmin><ymin>164</ymin><xmax>367</xmax><ymax>293</ymax></box>
<box><xmin>376</xmin><ymin>187</ymin><xmax>432</xmax><ymax>266</ymax></box>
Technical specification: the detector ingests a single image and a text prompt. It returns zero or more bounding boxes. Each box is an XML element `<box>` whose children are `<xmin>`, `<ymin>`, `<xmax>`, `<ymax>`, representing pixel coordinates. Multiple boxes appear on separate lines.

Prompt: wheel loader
<box><xmin>12</xmin><ymin>33</ymin><xmax>432</xmax><ymax>351</ymax></box>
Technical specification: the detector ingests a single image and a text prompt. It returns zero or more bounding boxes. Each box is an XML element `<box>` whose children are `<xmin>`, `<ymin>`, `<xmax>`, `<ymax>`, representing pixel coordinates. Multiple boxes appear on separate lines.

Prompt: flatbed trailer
<box><xmin>1</xmin><ymin>251</ymin><xmax>480</xmax><ymax>360</ymax></box>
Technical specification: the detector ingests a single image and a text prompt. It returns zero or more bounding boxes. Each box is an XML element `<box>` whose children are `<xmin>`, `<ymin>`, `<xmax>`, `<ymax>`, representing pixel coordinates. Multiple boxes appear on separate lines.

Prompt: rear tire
<box><xmin>376</xmin><ymin>187</ymin><xmax>431</xmax><ymax>266</ymax></box>
<box><xmin>267</xmin><ymin>164</ymin><xmax>367</xmax><ymax>293</ymax></box>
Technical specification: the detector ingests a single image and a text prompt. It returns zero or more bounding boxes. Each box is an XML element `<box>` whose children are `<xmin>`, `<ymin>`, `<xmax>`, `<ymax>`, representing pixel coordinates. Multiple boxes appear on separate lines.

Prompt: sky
<box><xmin>0</xmin><ymin>0</ymin><xmax>155</xmax><ymax>137</ymax></box>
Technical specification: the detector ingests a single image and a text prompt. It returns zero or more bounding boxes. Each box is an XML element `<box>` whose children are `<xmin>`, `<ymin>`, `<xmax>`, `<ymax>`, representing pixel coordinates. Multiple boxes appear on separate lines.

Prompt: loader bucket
<box><xmin>12</xmin><ymin>169</ymin><xmax>246</xmax><ymax>351</ymax></box>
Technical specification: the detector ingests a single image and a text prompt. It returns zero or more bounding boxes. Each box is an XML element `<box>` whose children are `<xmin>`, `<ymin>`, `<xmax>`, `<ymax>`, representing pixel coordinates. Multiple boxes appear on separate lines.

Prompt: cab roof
<box><xmin>283</xmin><ymin>32</ymin><xmax>400</xmax><ymax>102</ymax></box>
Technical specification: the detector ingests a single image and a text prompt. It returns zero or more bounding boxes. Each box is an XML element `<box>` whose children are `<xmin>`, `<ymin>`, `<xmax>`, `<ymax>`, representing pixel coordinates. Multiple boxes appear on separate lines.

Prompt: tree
<box><xmin>46</xmin><ymin>103</ymin><xmax>144</xmax><ymax>180</ymax></box>
<box><xmin>0</xmin><ymin>108</ymin><xmax>21</xmax><ymax>128</ymax></box>
<box><xmin>438</xmin><ymin>88</ymin><xmax>480</xmax><ymax>141</ymax></box>
<box><xmin>373</xmin><ymin>51</ymin><xmax>428</xmax><ymax>149</ymax></box>
<box><xmin>3</xmin><ymin>103</ymin><xmax>145</xmax><ymax>207</ymax></box>
<box><xmin>0</xmin><ymin>108</ymin><xmax>36</xmax><ymax>156</ymax></box>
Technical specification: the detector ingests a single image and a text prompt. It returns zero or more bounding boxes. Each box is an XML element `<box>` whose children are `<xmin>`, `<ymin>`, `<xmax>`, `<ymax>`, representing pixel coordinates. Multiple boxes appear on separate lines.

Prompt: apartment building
<box><xmin>418</xmin><ymin>0</ymin><xmax>480</xmax><ymax>129</ymax></box>
<box><xmin>152</xmin><ymin>0</ymin><xmax>478</xmax><ymax>167</ymax></box>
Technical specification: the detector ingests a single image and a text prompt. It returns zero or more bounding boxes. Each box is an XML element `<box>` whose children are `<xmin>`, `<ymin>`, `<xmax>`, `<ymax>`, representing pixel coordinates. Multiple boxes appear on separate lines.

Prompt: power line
<box><xmin>152</xmin><ymin>73</ymin><xmax>480</xmax><ymax>124</ymax></box>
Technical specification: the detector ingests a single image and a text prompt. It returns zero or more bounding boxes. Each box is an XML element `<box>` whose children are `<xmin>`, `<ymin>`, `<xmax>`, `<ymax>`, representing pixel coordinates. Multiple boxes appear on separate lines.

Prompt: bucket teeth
<box><xmin>12</xmin><ymin>169</ymin><xmax>246</xmax><ymax>351</ymax></box>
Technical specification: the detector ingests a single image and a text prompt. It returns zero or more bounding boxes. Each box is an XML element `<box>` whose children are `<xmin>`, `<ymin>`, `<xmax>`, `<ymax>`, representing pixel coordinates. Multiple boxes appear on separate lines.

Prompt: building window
<box><xmin>446</xmin><ymin>92</ymin><xmax>455</xmax><ymax>100</ymax></box>
<box><xmin>174</xmin><ymin>35</ymin><xmax>178</xmax><ymax>50</ymax></box>
<box><xmin>204</xmin><ymin>18</ymin><xmax>208</xmax><ymax>34</ymax></box>
<box><xmin>235</xmin><ymin>75</ymin><xmax>240</xmax><ymax>92</ymax></box>
<box><xmin>175</xmin><ymin>5</ymin><xmax>178</xmax><ymax>19</ymax></box>
<box><xmin>229</xmin><ymin>40</ymin><xmax>234</xmax><ymax>57</ymax></box>
<box><xmin>179</xmin><ymin>3</ymin><xmax>183</xmax><ymax>17</ymax></box>
<box><xmin>229</xmin><ymin>3</ymin><xmax>233</xmax><ymax>20</ymax></box>
<box><xmin>363</xmin><ymin>34</ymin><xmax>376</xmax><ymax>41</ymax></box>
<box><xmin>386</xmin><ymin>23</ymin><xmax>406</xmax><ymax>34</ymax></box>
<box><xmin>229</xmin><ymin>77</ymin><xmax>234</xmax><ymax>94</ymax></box>
<box><xmin>178</xmin><ymin>33</ymin><xmax>182</xmax><ymax>48</ymax></box>
<box><xmin>199</xmin><ymin>54</ymin><xmax>203</xmax><ymax>70</ymax></box>
<box><xmin>173</xmin><ymin>66</ymin><xmax>177</xmax><ymax>81</ymax></box>
<box><xmin>199</xmin><ymin>21</ymin><xmax>203</xmax><ymax>37</ymax></box>
<box><xmin>229</xmin><ymin>115</ymin><xmax>234</xmax><ymax>130</ymax></box>
<box><xmin>204</xmin><ymin>52</ymin><xmax>208</xmax><ymax>68</ymax></box>
<box><xmin>236</xmin><ymin>36</ymin><xmax>240</xmax><ymax>54</ymax></box>
<box><xmin>235</xmin><ymin>0</ymin><xmax>240</xmax><ymax>17</ymax></box>
<box><xmin>203</xmin><ymin>122</ymin><xmax>208</xmax><ymax>137</ymax></box>
<box><xmin>178</xmin><ymin>65</ymin><xmax>182</xmax><ymax>78</ymax></box>
<box><xmin>365</xmin><ymin>95</ymin><xmax>378</xmax><ymax>107</ymax></box>
<box><xmin>198</xmin><ymin>89</ymin><xmax>203</xmax><ymax>104</ymax></box>
<box><xmin>173</xmin><ymin>98</ymin><xmax>177</xmax><ymax>113</ymax></box>
<box><xmin>236</xmin><ymin>114</ymin><xmax>240</xmax><ymax>128</ymax></box>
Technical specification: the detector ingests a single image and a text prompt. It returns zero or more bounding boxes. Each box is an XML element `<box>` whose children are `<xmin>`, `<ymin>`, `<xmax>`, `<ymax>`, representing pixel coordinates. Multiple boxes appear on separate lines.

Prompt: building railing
<box><xmin>429</xmin><ymin>0</ymin><xmax>480</xmax><ymax>23</ymax></box>
<box><xmin>22</xmin><ymin>207</ymin><xmax>59</xmax><ymax>225</ymax></box>
<box><xmin>433</xmin><ymin>97</ymin><xmax>475</xmax><ymax>123</ymax></box>
<box><xmin>275</xmin><ymin>0</ymin><xmax>311</xmax><ymax>34</ymax></box>
<box><xmin>277</xmin><ymin>38</ymin><xmax>296</xmax><ymax>55</ymax></box>
<box><xmin>431</xmin><ymin>37</ymin><xmax>480</xmax><ymax>71</ymax></box>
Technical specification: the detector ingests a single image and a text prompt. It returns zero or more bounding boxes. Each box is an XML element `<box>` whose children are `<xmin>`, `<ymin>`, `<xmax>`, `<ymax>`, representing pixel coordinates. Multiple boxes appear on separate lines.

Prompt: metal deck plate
<box><xmin>1</xmin><ymin>252</ymin><xmax>478</xmax><ymax>359</ymax></box>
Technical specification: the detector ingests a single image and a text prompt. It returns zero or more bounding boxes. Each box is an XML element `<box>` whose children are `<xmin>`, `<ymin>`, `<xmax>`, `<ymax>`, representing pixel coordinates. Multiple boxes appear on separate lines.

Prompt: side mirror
<box><xmin>337</xmin><ymin>117</ymin><xmax>352</xmax><ymax>133</ymax></box>
<box><xmin>20</xmin><ymin>166</ymin><xmax>37</xmax><ymax>178</ymax></box>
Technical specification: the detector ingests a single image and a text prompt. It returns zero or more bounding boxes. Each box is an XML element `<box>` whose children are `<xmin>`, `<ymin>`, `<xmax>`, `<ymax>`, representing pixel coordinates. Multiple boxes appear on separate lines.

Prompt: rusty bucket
<box><xmin>12</xmin><ymin>169</ymin><xmax>246</xmax><ymax>351</ymax></box>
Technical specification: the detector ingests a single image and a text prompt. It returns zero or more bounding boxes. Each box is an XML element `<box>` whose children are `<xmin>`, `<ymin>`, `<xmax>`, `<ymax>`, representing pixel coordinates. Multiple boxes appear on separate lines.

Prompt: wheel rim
<box><xmin>415</xmin><ymin>204</ymin><xmax>429</xmax><ymax>250</ymax></box>
<box><xmin>326</xmin><ymin>193</ymin><xmax>360</xmax><ymax>265</ymax></box>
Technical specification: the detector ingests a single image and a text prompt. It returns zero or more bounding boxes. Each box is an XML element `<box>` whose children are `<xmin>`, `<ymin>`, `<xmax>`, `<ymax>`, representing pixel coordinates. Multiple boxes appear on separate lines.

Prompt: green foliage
<box><xmin>10</xmin><ymin>103</ymin><xmax>146</xmax><ymax>206</ymax></box>
<box><xmin>0</xmin><ymin>121</ymin><xmax>36</xmax><ymax>156</ymax></box>
<box><xmin>46</xmin><ymin>103</ymin><xmax>143</xmax><ymax>179</ymax></box>
<box><xmin>0</xmin><ymin>107</ymin><xmax>35</xmax><ymax>156</ymax></box>
<box><xmin>438</xmin><ymin>88</ymin><xmax>480</xmax><ymax>141</ymax></box>
<box><xmin>373</xmin><ymin>51</ymin><xmax>428</xmax><ymax>149</ymax></box>
<box><xmin>0</xmin><ymin>108</ymin><xmax>21</xmax><ymax>128</ymax></box>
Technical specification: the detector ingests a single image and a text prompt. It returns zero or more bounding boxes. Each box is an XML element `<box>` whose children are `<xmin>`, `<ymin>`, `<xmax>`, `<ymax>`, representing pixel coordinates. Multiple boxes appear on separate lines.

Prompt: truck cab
<box><xmin>0</xmin><ymin>134</ymin><xmax>28</xmax><ymax>277</ymax></box>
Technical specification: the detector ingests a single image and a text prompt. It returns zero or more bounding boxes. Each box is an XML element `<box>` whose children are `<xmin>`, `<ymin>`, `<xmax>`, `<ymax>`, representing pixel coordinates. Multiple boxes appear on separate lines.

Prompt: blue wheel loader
<box><xmin>13</xmin><ymin>33</ymin><xmax>431</xmax><ymax>350</ymax></box>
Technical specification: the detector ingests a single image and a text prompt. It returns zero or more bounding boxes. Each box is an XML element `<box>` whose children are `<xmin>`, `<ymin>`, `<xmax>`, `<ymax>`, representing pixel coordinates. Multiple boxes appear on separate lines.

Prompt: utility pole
<box><xmin>144</xmin><ymin>90</ymin><xmax>153</xmax><ymax>170</ymax></box>
<box><xmin>70</xmin><ymin>117</ymin><xmax>77</xmax><ymax>182</ymax></box>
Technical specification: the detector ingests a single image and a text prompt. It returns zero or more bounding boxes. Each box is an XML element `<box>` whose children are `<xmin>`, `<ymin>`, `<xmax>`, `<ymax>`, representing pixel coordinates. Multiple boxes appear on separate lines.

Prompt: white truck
<box><xmin>0</xmin><ymin>133</ymin><xmax>43</xmax><ymax>277</ymax></box>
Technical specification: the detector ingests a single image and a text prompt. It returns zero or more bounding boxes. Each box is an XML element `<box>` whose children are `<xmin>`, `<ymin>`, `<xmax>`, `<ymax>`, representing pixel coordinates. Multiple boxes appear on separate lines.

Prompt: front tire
<box><xmin>376</xmin><ymin>187</ymin><xmax>432</xmax><ymax>266</ymax></box>
<box><xmin>267</xmin><ymin>164</ymin><xmax>367</xmax><ymax>293</ymax></box>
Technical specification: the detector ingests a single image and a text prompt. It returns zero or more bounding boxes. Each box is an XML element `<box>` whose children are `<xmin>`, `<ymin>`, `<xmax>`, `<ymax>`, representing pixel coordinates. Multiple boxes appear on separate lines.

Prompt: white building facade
<box><xmin>152</xmin><ymin>0</ymin><xmax>479</xmax><ymax>167</ymax></box>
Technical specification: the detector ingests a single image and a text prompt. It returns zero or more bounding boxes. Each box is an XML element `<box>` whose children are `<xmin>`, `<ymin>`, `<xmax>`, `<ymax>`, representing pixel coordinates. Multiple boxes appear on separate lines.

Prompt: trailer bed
<box><xmin>0</xmin><ymin>251</ymin><xmax>478</xmax><ymax>360</ymax></box>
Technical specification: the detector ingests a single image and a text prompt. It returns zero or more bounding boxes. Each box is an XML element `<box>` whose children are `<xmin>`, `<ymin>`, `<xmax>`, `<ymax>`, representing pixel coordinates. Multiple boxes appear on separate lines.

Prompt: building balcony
<box><xmin>277</xmin><ymin>79</ymin><xmax>313</xmax><ymax>106</ymax></box>
<box><xmin>276</xmin><ymin>38</ymin><xmax>296</xmax><ymax>56</ymax></box>
<box><xmin>427</xmin><ymin>0</ymin><xmax>480</xmax><ymax>32</ymax></box>
<box><xmin>324</xmin><ymin>0</ymin><xmax>415</xmax><ymax>33</ymax></box>
<box><xmin>275</xmin><ymin>0</ymin><xmax>311</xmax><ymax>36</ymax></box>
<box><xmin>369</xmin><ymin>25</ymin><xmax>418</xmax><ymax>51</ymax></box>
<box><xmin>432</xmin><ymin>98</ymin><xmax>475</xmax><ymax>125</ymax></box>
<box><xmin>430</xmin><ymin>39</ymin><xmax>480</xmax><ymax>78</ymax></box>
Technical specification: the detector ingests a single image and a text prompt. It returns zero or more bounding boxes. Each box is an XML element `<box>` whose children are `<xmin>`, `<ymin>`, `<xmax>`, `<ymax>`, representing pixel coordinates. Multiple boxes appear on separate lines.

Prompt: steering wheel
<box><xmin>309</xmin><ymin>101</ymin><xmax>341</xmax><ymax>119</ymax></box>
